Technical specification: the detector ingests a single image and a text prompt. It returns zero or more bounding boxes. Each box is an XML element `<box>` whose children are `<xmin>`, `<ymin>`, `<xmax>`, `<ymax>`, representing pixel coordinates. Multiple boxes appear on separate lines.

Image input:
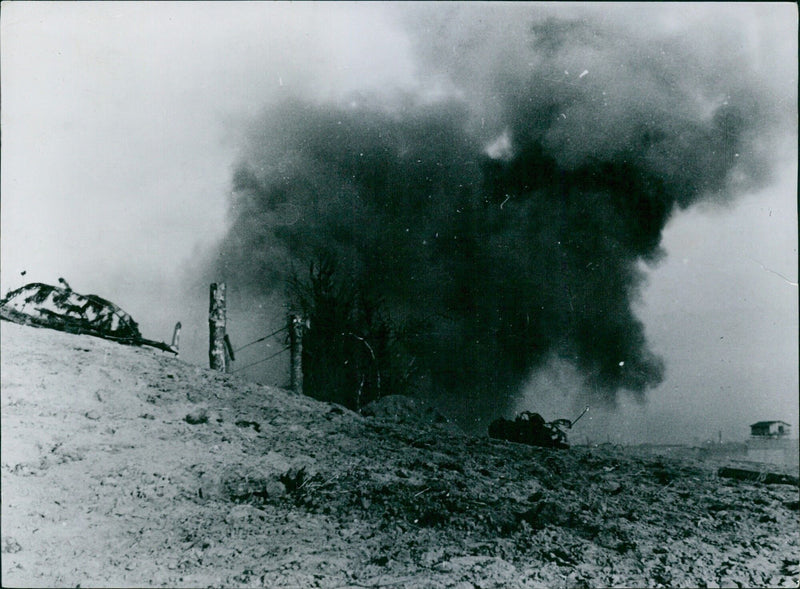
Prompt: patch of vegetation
<box><xmin>287</xmin><ymin>253</ymin><xmax>419</xmax><ymax>411</ymax></box>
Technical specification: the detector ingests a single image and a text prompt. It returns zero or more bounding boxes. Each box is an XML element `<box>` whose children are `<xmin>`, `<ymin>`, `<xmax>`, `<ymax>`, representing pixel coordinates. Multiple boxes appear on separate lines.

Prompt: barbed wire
<box><xmin>233</xmin><ymin>325</ymin><xmax>289</xmax><ymax>353</ymax></box>
<box><xmin>232</xmin><ymin>345</ymin><xmax>291</xmax><ymax>373</ymax></box>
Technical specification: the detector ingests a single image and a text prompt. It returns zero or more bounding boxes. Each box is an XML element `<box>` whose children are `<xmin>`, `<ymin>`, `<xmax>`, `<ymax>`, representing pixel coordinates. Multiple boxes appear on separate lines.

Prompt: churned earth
<box><xmin>1</xmin><ymin>321</ymin><xmax>798</xmax><ymax>588</ymax></box>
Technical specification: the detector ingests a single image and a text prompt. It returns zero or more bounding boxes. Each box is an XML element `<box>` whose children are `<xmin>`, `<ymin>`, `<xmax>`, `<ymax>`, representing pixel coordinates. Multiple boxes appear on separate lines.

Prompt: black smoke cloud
<box><xmin>214</xmin><ymin>8</ymin><xmax>778</xmax><ymax>420</ymax></box>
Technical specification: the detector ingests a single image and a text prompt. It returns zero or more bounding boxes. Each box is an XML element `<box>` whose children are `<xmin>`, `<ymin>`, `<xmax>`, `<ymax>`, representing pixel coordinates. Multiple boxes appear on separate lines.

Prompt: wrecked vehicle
<box><xmin>488</xmin><ymin>407</ymin><xmax>588</xmax><ymax>449</ymax></box>
<box><xmin>0</xmin><ymin>279</ymin><xmax>176</xmax><ymax>354</ymax></box>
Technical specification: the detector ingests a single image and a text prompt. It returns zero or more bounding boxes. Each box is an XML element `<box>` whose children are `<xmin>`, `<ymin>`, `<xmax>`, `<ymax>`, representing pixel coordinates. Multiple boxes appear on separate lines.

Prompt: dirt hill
<box><xmin>1</xmin><ymin>321</ymin><xmax>798</xmax><ymax>588</ymax></box>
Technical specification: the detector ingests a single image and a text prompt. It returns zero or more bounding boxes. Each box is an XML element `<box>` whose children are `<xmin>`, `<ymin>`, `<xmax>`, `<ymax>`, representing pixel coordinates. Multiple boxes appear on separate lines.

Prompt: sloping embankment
<box><xmin>1</xmin><ymin>321</ymin><xmax>798</xmax><ymax>588</ymax></box>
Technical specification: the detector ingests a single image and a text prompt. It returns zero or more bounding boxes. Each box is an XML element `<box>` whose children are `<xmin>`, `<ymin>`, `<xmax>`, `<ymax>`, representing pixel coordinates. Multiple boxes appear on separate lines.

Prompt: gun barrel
<box><xmin>571</xmin><ymin>405</ymin><xmax>589</xmax><ymax>427</ymax></box>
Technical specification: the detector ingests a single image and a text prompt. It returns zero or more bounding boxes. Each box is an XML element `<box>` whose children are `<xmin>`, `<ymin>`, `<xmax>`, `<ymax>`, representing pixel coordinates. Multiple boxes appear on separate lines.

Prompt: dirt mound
<box><xmin>2</xmin><ymin>321</ymin><xmax>798</xmax><ymax>588</ymax></box>
<box><xmin>361</xmin><ymin>395</ymin><xmax>456</xmax><ymax>428</ymax></box>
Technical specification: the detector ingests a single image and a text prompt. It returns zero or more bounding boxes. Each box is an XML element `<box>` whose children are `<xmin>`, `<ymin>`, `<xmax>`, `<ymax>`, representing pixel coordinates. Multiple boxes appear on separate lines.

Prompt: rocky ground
<box><xmin>2</xmin><ymin>321</ymin><xmax>798</xmax><ymax>588</ymax></box>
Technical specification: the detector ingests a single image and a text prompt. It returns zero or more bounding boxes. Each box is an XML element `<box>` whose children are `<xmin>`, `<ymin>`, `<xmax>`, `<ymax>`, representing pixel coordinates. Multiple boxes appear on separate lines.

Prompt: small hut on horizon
<box><xmin>749</xmin><ymin>420</ymin><xmax>791</xmax><ymax>438</ymax></box>
<box><xmin>746</xmin><ymin>420</ymin><xmax>798</xmax><ymax>471</ymax></box>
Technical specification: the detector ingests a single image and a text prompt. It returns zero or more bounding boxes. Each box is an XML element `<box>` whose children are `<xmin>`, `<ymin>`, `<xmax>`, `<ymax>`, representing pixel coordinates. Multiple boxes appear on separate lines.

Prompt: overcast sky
<box><xmin>2</xmin><ymin>2</ymin><xmax>797</xmax><ymax>443</ymax></box>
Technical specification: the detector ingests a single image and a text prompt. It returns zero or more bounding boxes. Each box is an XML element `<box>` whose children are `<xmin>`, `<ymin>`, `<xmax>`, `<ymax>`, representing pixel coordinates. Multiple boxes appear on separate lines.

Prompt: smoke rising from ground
<box><xmin>214</xmin><ymin>6</ymin><xmax>784</xmax><ymax>419</ymax></box>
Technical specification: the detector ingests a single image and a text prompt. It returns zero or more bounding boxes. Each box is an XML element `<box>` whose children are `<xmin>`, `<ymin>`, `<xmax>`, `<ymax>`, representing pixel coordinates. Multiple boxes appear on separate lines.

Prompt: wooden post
<box><xmin>171</xmin><ymin>321</ymin><xmax>182</xmax><ymax>356</ymax></box>
<box><xmin>289</xmin><ymin>314</ymin><xmax>304</xmax><ymax>394</ymax></box>
<box><xmin>224</xmin><ymin>334</ymin><xmax>235</xmax><ymax>373</ymax></box>
<box><xmin>209</xmin><ymin>283</ymin><xmax>227</xmax><ymax>371</ymax></box>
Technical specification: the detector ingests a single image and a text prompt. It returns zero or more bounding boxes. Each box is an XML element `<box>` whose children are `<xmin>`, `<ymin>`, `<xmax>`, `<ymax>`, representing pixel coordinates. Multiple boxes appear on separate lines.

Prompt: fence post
<box><xmin>289</xmin><ymin>315</ymin><xmax>304</xmax><ymax>394</ymax></box>
<box><xmin>171</xmin><ymin>321</ymin><xmax>182</xmax><ymax>356</ymax></box>
<box><xmin>209</xmin><ymin>283</ymin><xmax>227</xmax><ymax>371</ymax></box>
<box><xmin>224</xmin><ymin>334</ymin><xmax>235</xmax><ymax>373</ymax></box>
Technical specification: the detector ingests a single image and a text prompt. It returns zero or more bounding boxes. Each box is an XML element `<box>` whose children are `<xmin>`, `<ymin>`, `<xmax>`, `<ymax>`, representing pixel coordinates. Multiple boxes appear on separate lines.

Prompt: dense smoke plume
<box><xmin>215</xmin><ymin>7</ymin><xmax>779</xmax><ymax>419</ymax></box>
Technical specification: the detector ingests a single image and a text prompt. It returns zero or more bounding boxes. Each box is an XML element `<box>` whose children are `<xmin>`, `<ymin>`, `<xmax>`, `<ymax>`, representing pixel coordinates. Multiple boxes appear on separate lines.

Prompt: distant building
<box><xmin>746</xmin><ymin>421</ymin><xmax>798</xmax><ymax>471</ymax></box>
<box><xmin>750</xmin><ymin>421</ymin><xmax>791</xmax><ymax>438</ymax></box>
